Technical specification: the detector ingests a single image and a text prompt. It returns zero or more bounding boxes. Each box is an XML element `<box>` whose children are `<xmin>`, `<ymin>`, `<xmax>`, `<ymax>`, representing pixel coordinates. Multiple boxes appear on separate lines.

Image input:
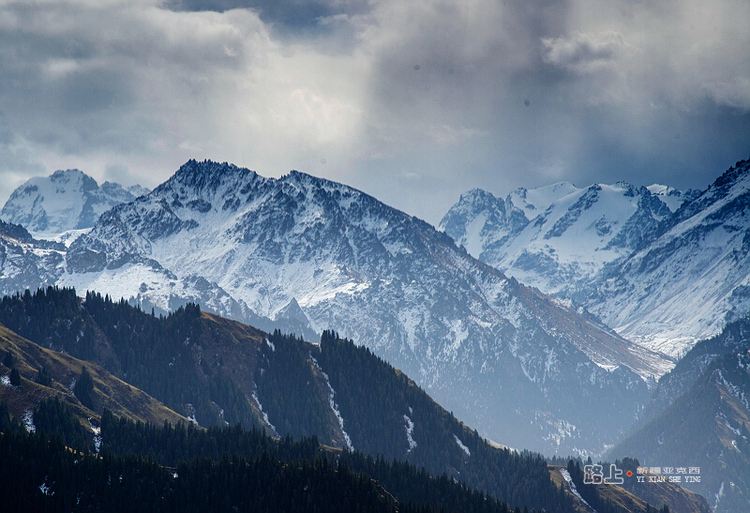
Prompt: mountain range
<box><xmin>441</xmin><ymin>159</ymin><xmax>750</xmax><ymax>358</ymax></box>
<box><xmin>3</xmin><ymin>158</ymin><xmax>750</xmax><ymax>510</ymax></box>
<box><xmin>0</xmin><ymin>160</ymin><xmax>678</xmax><ymax>456</ymax></box>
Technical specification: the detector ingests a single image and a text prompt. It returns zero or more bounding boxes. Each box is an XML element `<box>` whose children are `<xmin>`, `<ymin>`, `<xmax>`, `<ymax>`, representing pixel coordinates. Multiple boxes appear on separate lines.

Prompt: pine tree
<box><xmin>9</xmin><ymin>367</ymin><xmax>20</xmax><ymax>386</ymax></box>
<box><xmin>74</xmin><ymin>365</ymin><xmax>95</xmax><ymax>409</ymax></box>
<box><xmin>36</xmin><ymin>366</ymin><xmax>52</xmax><ymax>387</ymax></box>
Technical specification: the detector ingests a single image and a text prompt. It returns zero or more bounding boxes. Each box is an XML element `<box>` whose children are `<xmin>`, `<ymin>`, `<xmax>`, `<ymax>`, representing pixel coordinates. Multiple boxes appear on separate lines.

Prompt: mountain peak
<box><xmin>49</xmin><ymin>169</ymin><xmax>99</xmax><ymax>191</ymax></box>
<box><xmin>711</xmin><ymin>157</ymin><xmax>750</xmax><ymax>189</ymax></box>
<box><xmin>172</xmin><ymin>159</ymin><xmax>248</xmax><ymax>187</ymax></box>
<box><xmin>152</xmin><ymin>160</ymin><xmax>265</xmax><ymax>213</ymax></box>
<box><xmin>281</xmin><ymin>169</ymin><xmax>328</xmax><ymax>189</ymax></box>
<box><xmin>461</xmin><ymin>188</ymin><xmax>496</xmax><ymax>200</ymax></box>
<box><xmin>1</xmin><ymin>169</ymin><xmax>148</xmax><ymax>236</ymax></box>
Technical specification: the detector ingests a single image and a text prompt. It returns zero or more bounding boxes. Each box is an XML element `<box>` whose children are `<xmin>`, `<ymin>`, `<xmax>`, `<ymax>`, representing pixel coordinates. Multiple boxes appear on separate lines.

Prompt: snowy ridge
<box><xmin>311</xmin><ymin>354</ymin><xmax>354</xmax><ymax>451</ymax></box>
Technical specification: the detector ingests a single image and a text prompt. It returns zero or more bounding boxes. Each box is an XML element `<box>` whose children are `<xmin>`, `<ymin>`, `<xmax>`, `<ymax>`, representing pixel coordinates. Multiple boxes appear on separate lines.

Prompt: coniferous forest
<box><xmin>0</xmin><ymin>399</ymin><xmax>528</xmax><ymax>513</ymax></box>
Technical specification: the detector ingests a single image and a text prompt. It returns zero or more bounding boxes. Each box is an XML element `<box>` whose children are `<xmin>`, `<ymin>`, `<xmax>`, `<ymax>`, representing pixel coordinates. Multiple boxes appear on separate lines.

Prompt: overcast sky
<box><xmin>1</xmin><ymin>0</ymin><xmax>749</xmax><ymax>225</ymax></box>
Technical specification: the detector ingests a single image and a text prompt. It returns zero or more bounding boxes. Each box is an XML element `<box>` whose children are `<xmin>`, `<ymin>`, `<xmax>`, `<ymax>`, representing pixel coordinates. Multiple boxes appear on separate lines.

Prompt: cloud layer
<box><xmin>1</xmin><ymin>0</ymin><xmax>748</xmax><ymax>224</ymax></box>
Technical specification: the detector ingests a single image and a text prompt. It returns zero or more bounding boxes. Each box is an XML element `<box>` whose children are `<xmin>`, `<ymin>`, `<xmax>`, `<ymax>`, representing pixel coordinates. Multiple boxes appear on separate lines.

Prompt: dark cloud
<box><xmin>0</xmin><ymin>0</ymin><xmax>748</xmax><ymax>225</ymax></box>
<box><xmin>355</xmin><ymin>0</ymin><xmax>750</xmax><ymax>214</ymax></box>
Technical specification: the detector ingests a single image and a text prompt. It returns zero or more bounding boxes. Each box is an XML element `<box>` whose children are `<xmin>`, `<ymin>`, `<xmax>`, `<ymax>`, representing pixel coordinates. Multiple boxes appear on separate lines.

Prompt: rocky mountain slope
<box><xmin>589</xmin><ymin>159</ymin><xmax>750</xmax><ymax>357</ymax></box>
<box><xmin>0</xmin><ymin>220</ymin><xmax>65</xmax><ymax>297</ymax></box>
<box><xmin>1</xmin><ymin>169</ymin><xmax>148</xmax><ymax>237</ymax></box>
<box><xmin>441</xmin><ymin>158</ymin><xmax>750</xmax><ymax>358</ymax></box>
<box><xmin>606</xmin><ymin>324</ymin><xmax>750</xmax><ymax>513</ymax></box>
<box><xmin>638</xmin><ymin>316</ymin><xmax>750</xmax><ymax>428</ymax></box>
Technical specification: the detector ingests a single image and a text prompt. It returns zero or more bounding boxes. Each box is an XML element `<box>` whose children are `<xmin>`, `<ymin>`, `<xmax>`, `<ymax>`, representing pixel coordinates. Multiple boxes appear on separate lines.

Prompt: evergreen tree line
<box><xmin>0</xmin><ymin>287</ymin><xmax>101</xmax><ymax>363</ymax></box>
<box><xmin>0</xmin><ymin>287</ymin><xmax>256</xmax><ymax>427</ymax></box>
<box><xmin>1</xmin><ymin>400</ymin><xmax>548</xmax><ymax>513</ymax></box>
<box><xmin>96</xmin><ymin>405</ymin><xmax>532</xmax><ymax>513</ymax></box>
<box><xmin>1</xmin><ymin>406</ymin><xmax>395</xmax><ymax>513</ymax></box>
<box><xmin>99</xmin><ymin>408</ymin><xmax>319</xmax><ymax>467</ymax></box>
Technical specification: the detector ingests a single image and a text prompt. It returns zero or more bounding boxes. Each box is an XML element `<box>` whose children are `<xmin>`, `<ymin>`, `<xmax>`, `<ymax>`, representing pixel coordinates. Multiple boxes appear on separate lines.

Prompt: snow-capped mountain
<box><xmin>441</xmin><ymin>161</ymin><xmax>750</xmax><ymax>359</ymax></box>
<box><xmin>589</xmin><ymin>158</ymin><xmax>750</xmax><ymax>357</ymax></box>
<box><xmin>38</xmin><ymin>159</ymin><xmax>672</xmax><ymax>456</ymax></box>
<box><xmin>1</xmin><ymin>169</ymin><xmax>149</xmax><ymax>237</ymax></box>
<box><xmin>440</xmin><ymin>182</ymin><xmax>698</xmax><ymax>299</ymax></box>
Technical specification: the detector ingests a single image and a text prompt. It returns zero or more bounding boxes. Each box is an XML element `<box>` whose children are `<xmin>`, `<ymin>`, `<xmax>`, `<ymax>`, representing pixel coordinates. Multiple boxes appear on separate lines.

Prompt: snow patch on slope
<box><xmin>559</xmin><ymin>468</ymin><xmax>595</xmax><ymax>511</ymax></box>
<box><xmin>251</xmin><ymin>387</ymin><xmax>280</xmax><ymax>439</ymax></box>
<box><xmin>311</xmin><ymin>354</ymin><xmax>354</xmax><ymax>451</ymax></box>
<box><xmin>404</xmin><ymin>414</ymin><xmax>417</xmax><ymax>454</ymax></box>
<box><xmin>23</xmin><ymin>409</ymin><xmax>35</xmax><ymax>433</ymax></box>
<box><xmin>454</xmin><ymin>434</ymin><xmax>470</xmax><ymax>456</ymax></box>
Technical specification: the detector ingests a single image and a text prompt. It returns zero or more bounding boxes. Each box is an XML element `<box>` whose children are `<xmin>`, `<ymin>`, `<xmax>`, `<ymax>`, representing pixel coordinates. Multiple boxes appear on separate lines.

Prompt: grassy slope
<box><xmin>0</xmin><ymin>323</ymin><xmax>187</xmax><ymax>428</ymax></box>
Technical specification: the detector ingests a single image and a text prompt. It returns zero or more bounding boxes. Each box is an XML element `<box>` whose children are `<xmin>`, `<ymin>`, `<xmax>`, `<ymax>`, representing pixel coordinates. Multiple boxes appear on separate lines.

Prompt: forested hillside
<box><xmin>0</xmin><ymin>287</ymin><xmax>568</xmax><ymax>512</ymax></box>
<box><xmin>0</xmin><ymin>402</ymin><xmax>408</xmax><ymax>513</ymax></box>
<box><xmin>0</xmin><ymin>287</ymin><xmax>713</xmax><ymax>513</ymax></box>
